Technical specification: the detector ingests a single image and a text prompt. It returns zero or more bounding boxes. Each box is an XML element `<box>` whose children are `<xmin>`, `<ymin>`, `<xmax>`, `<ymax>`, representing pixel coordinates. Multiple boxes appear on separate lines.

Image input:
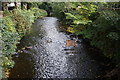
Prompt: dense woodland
<box><xmin>0</xmin><ymin>2</ymin><xmax>120</xmax><ymax>79</ymax></box>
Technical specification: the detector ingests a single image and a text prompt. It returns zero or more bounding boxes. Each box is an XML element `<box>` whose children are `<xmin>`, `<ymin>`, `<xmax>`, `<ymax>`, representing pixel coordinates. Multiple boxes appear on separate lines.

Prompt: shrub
<box><xmin>56</xmin><ymin>2</ymin><xmax>120</xmax><ymax>67</ymax></box>
<box><xmin>1</xmin><ymin>18</ymin><xmax>19</xmax><ymax>66</ymax></box>
<box><xmin>74</xmin><ymin>4</ymin><xmax>120</xmax><ymax>66</ymax></box>
<box><xmin>30</xmin><ymin>8</ymin><xmax>48</xmax><ymax>18</ymax></box>
<box><xmin>12</xmin><ymin>9</ymin><xmax>35</xmax><ymax>35</ymax></box>
<box><xmin>0</xmin><ymin>18</ymin><xmax>19</xmax><ymax>78</ymax></box>
<box><xmin>0</xmin><ymin>8</ymin><xmax>47</xmax><ymax>79</ymax></box>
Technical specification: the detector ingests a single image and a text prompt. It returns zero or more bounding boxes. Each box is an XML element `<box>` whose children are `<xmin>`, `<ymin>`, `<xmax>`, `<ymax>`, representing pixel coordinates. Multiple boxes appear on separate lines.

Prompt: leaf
<box><xmin>107</xmin><ymin>32</ymin><xmax>119</xmax><ymax>40</ymax></box>
<box><xmin>73</xmin><ymin>19</ymin><xmax>92</xmax><ymax>25</ymax></box>
<box><xmin>65</xmin><ymin>13</ymin><xmax>77</xmax><ymax>19</ymax></box>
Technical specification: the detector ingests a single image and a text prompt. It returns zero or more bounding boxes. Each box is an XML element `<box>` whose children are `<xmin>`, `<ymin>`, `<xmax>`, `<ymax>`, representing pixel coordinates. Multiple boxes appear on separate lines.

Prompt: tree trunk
<box><xmin>2</xmin><ymin>2</ymin><xmax>8</xmax><ymax>11</ymax></box>
<box><xmin>22</xmin><ymin>2</ymin><xmax>28</xmax><ymax>9</ymax></box>
<box><xmin>27</xmin><ymin>3</ymin><xmax>31</xmax><ymax>10</ymax></box>
<box><xmin>21</xmin><ymin>2</ymin><xmax>24</xmax><ymax>9</ymax></box>
<box><xmin>0</xmin><ymin>1</ymin><xmax>2</xmax><ymax>11</ymax></box>
<box><xmin>14</xmin><ymin>2</ymin><xmax>18</xmax><ymax>9</ymax></box>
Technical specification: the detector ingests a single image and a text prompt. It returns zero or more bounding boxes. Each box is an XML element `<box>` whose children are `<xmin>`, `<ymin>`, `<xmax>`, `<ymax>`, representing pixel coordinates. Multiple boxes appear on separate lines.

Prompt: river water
<box><xmin>9</xmin><ymin>17</ymin><xmax>101</xmax><ymax>79</ymax></box>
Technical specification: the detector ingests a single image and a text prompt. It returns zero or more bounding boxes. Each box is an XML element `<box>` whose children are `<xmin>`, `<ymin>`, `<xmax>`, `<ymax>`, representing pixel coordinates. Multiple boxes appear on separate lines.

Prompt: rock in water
<box><xmin>66</xmin><ymin>40</ymin><xmax>76</xmax><ymax>47</ymax></box>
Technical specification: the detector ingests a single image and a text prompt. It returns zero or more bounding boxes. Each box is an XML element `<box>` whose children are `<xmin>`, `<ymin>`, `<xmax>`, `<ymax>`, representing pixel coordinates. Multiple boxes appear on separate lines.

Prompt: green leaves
<box><xmin>2</xmin><ymin>56</ymin><xmax>15</xmax><ymax>68</ymax></box>
<box><xmin>64</xmin><ymin>3</ymin><xmax>97</xmax><ymax>26</ymax></box>
<box><xmin>12</xmin><ymin>9</ymin><xmax>35</xmax><ymax>35</ymax></box>
<box><xmin>3</xmin><ymin>16</ymin><xmax>16</xmax><ymax>32</ymax></box>
<box><xmin>65</xmin><ymin>12</ymin><xmax>92</xmax><ymax>25</ymax></box>
<box><xmin>63</xmin><ymin>2</ymin><xmax>120</xmax><ymax>64</ymax></box>
<box><xmin>11</xmin><ymin>8</ymin><xmax>47</xmax><ymax>35</ymax></box>
<box><xmin>65</xmin><ymin>13</ymin><xmax>77</xmax><ymax>19</ymax></box>
<box><xmin>107</xmin><ymin>32</ymin><xmax>119</xmax><ymax>40</ymax></box>
<box><xmin>30</xmin><ymin>8</ymin><xmax>48</xmax><ymax>18</ymax></box>
<box><xmin>73</xmin><ymin>19</ymin><xmax>92</xmax><ymax>25</ymax></box>
<box><xmin>1</xmin><ymin>7</ymin><xmax>48</xmax><ymax>78</ymax></box>
<box><xmin>2</xmin><ymin>31</ymin><xmax>19</xmax><ymax>55</ymax></box>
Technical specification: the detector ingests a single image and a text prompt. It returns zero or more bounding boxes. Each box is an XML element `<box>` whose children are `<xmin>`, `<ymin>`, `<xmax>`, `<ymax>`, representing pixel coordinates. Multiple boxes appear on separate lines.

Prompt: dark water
<box><xmin>9</xmin><ymin>17</ymin><xmax>101</xmax><ymax>79</ymax></box>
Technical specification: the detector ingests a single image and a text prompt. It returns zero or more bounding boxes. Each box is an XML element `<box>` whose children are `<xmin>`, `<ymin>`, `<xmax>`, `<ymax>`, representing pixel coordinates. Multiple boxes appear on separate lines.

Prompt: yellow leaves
<box><xmin>3</xmin><ymin>16</ymin><xmax>16</xmax><ymax>32</ymax></box>
<box><xmin>8</xmin><ymin>26</ymin><xmax>16</xmax><ymax>32</ymax></box>
<box><xmin>2</xmin><ymin>57</ymin><xmax>14</xmax><ymax>68</ymax></box>
<box><xmin>67</xmin><ymin>27</ymin><xmax>75</xmax><ymax>33</ymax></box>
<box><xmin>73</xmin><ymin>19</ymin><xmax>92</xmax><ymax>25</ymax></box>
<box><xmin>65</xmin><ymin>13</ymin><xmax>77</xmax><ymax>19</ymax></box>
<box><xmin>67</xmin><ymin>26</ymin><xmax>86</xmax><ymax>33</ymax></box>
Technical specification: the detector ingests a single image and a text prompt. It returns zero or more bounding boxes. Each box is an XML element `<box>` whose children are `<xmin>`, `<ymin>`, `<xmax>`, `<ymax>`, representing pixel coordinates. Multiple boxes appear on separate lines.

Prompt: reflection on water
<box><xmin>9</xmin><ymin>17</ymin><xmax>100</xmax><ymax>79</ymax></box>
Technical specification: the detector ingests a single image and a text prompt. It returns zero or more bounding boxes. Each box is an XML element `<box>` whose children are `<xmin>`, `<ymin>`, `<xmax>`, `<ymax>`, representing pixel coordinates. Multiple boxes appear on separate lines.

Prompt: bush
<box><xmin>12</xmin><ymin>9</ymin><xmax>35</xmax><ymax>35</ymax></box>
<box><xmin>0</xmin><ymin>18</ymin><xmax>19</xmax><ymax>78</ymax></box>
<box><xmin>64</xmin><ymin>3</ymin><xmax>120</xmax><ymax>67</ymax></box>
<box><xmin>50</xmin><ymin>2</ymin><xmax>120</xmax><ymax>67</ymax></box>
<box><xmin>11</xmin><ymin>8</ymin><xmax>47</xmax><ymax>35</ymax></box>
<box><xmin>30</xmin><ymin>8</ymin><xmax>48</xmax><ymax>18</ymax></box>
<box><xmin>0</xmin><ymin>8</ymin><xmax>47</xmax><ymax>79</ymax></box>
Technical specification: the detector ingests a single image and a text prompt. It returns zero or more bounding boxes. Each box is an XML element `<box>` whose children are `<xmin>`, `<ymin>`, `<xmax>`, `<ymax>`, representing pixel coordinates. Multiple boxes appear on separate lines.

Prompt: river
<box><xmin>9</xmin><ymin>17</ymin><xmax>101</xmax><ymax>79</ymax></box>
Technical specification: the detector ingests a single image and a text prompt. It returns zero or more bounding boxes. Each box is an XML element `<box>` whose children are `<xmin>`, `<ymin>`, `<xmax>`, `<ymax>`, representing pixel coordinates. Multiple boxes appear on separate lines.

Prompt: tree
<box><xmin>0</xmin><ymin>1</ymin><xmax>2</xmax><ymax>11</ymax></box>
<box><xmin>2</xmin><ymin>2</ymin><xmax>8</xmax><ymax>11</ymax></box>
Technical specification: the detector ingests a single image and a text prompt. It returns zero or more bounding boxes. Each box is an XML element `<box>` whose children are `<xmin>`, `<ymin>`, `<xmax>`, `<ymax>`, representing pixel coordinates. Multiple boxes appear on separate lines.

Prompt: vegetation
<box><xmin>0</xmin><ymin>1</ymin><xmax>120</xmax><ymax>79</ymax></box>
<box><xmin>64</xmin><ymin>2</ymin><xmax>120</xmax><ymax>68</ymax></box>
<box><xmin>39</xmin><ymin>2</ymin><xmax>120</xmax><ymax>63</ymax></box>
<box><xmin>59</xmin><ymin>2</ymin><xmax>120</xmax><ymax>64</ymax></box>
<box><xmin>39</xmin><ymin>2</ymin><xmax>120</xmax><ymax>79</ymax></box>
<box><xmin>0</xmin><ymin>6</ymin><xmax>47</xmax><ymax>78</ymax></box>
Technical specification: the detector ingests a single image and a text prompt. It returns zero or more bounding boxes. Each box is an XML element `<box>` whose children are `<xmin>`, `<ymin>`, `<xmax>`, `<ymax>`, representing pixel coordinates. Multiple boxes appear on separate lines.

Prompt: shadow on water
<box><xmin>9</xmin><ymin>17</ymin><xmax>105</xmax><ymax>79</ymax></box>
<box><xmin>9</xmin><ymin>53</ymin><xmax>34</xmax><ymax>78</ymax></box>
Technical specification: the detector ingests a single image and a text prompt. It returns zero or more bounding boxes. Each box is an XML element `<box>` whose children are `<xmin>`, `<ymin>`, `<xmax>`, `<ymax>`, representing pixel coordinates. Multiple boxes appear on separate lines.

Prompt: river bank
<box><xmin>8</xmin><ymin>17</ymin><xmax>113</xmax><ymax>79</ymax></box>
<box><xmin>1</xmin><ymin>2</ymin><xmax>120</xmax><ymax>80</ymax></box>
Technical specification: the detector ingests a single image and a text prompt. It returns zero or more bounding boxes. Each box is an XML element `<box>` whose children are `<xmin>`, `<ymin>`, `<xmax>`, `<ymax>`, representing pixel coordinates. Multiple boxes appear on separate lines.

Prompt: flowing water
<box><xmin>9</xmin><ymin>17</ymin><xmax>101</xmax><ymax>79</ymax></box>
